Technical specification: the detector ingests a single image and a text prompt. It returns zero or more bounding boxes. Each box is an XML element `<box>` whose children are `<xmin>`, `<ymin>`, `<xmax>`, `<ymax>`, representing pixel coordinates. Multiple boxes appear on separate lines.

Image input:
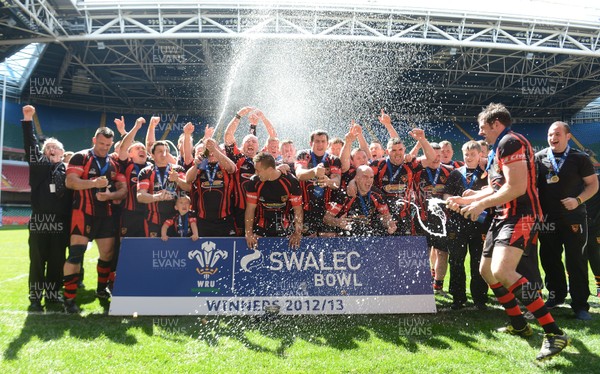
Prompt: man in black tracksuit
<box><xmin>21</xmin><ymin>105</ymin><xmax>72</xmax><ymax>312</ymax></box>
<box><xmin>536</xmin><ymin>121</ymin><xmax>599</xmax><ymax>320</ymax></box>
<box><xmin>443</xmin><ymin>140</ymin><xmax>490</xmax><ymax>310</ymax></box>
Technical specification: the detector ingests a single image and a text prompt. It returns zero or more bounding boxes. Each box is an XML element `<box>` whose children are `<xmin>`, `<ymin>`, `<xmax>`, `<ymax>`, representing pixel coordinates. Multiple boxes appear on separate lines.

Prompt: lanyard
<box><xmin>357</xmin><ymin>191</ymin><xmax>372</xmax><ymax>216</ymax></box>
<box><xmin>155</xmin><ymin>164</ymin><xmax>171</xmax><ymax>189</ymax></box>
<box><xmin>310</xmin><ymin>151</ymin><xmax>327</xmax><ymax>168</ymax></box>
<box><xmin>460</xmin><ymin>167</ymin><xmax>481</xmax><ymax>189</ymax></box>
<box><xmin>178</xmin><ymin>213</ymin><xmax>188</xmax><ymax>237</ymax></box>
<box><xmin>91</xmin><ymin>150</ymin><xmax>110</xmax><ymax>176</ymax></box>
<box><xmin>547</xmin><ymin>145</ymin><xmax>570</xmax><ymax>175</ymax></box>
<box><xmin>206</xmin><ymin>162</ymin><xmax>219</xmax><ymax>186</ymax></box>
<box><xmin>426</xmin><ymin>167</ymin><xmax>441</xmax><ymax>186</ymax></box>
<box><xmin>485</xmin><ymin>127</ymin><xmax>511</xmax><ymax>172</ymax></box>
<box><xmin>311</xmin><ymin>151</ymin><xmax>327</xmax><ymax>198</ymax></box>
<box><xmin>197</xmin><ymin>158</ymin><xmax>209</xmax><ymax>170</ymax></box>
<box><xmin>385</xmin><ymin>157</ymin><xmax>404</xmax><ymax>182</ymax></box>
<box><xmin>132</xmin><ymin>163</ymin><xmax>142</xmax><ymax>177</ymax></box>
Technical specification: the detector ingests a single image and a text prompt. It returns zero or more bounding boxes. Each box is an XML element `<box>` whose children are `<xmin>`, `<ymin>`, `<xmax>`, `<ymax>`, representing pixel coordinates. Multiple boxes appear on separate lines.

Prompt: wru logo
<box><xmin>188</xmin><ymin>241</ymin><xmax>228</xmax><ymax>279</ymax></box>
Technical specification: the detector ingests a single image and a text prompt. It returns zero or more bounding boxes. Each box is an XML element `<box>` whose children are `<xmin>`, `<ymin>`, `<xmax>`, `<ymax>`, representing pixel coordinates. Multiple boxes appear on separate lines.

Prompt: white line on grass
<box><xmin>0</xmin><ymin>274</ymin><xmax>27</xmax><ymax>284</ymax></box>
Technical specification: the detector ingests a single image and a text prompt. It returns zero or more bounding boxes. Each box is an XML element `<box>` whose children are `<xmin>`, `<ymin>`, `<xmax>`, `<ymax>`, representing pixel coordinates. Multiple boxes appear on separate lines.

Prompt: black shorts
<box><xmin>426</xmin><ymin>233</ymin><xmax>448</xmax><ymax>251</ymax></box>
<box><xmin>144</xmin><ymin>221</ymin><xmax>160</xmax><ymax>238</ymax></box>
<box><xmin>413</xmin><ymin>215</ymin><xmax>444</xmax><ymax>246</ymax></box>
<box><xmin>120</xmin><ymin>210</ymin><xmax>147</xmax><ymax>238</ymax></box>
<box><xmin>483</xmin><ymin>215</ymin><xmax>539</xmax><ymax>258</ymax></box>
<box><xmin>198</xmin><ymin>216</ymin><xmax>235</xmax><ymax>237</ymax></box>
<box><xmin>70</xmin><ymin>209</ymin><xmax>115</xmax><ymax>240</ymax></box>
<box><xmin>303</xmin><ymin>209</ymin><xmax>326</xmax><ymax>236</ymax></box>
<box><xmin>232</xmin><ymin>208</ymin><xmax>245</xmax><ymax>236</ymax></box>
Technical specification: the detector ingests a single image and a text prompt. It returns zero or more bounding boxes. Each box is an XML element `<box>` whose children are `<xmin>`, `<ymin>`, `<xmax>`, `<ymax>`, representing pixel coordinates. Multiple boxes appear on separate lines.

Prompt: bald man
<box><xmin>324</xmin><ymin>165</ymin><xmax>396</xmax><ymax>236</ymax></box>
<box><xmin>535</xmin><ymin>121</ymin><xmax>598</xmax><ymax>321</ymax></box>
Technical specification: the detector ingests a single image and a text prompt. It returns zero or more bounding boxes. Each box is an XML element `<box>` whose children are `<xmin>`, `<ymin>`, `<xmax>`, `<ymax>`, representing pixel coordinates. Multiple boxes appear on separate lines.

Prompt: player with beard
<box><xmin>224</xmin><ymin>107</ymin><xmax>277</xmax><ymax>235</ymax></box>
<box><xmin>186</xmin><ymin>136</ymin><xmax>237</xmax><ymax>237</ymax></box>
<box><xmin>447</xmin><ymin>103</ymin><xmax>568</xmax><ymax>361</ymax></box>
<box><xmin>245</xmin><ymin>152</ymin><xmax>303</xmax><ymax>248</ymax></box>
<box><xmin>137</xmin><ymin>141</ymin><xmax>189</xmax><ymax>237</ymax></box>
<box><xmin>63</xmin><ymin>127</ymin><xmax>127</xmax><ymax>313</ymax></box>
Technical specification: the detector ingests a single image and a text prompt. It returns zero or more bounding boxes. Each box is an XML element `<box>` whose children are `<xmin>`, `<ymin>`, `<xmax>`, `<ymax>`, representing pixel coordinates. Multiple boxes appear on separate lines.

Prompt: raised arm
<box><xmin>356</xmin><ymin>125</ymin><xmax>370</xmax><ymax>158</ymax></box>
<box><xmin>206</xmin><ymin>138</ymin><xmax>236</xmax><ymax>174</ymax></box>
<box><xmin>182</xmin><ymin>122</ymin><xmax>195</xmax><ymax>166</ymax></box>
<box><xmin>114</xmin><ymin>116</ymin><xmax>127</xmax><ymax>138</ymax></box>
<box><xmin>118</xmin><ymin>117</ymin><xmax>145</xmax><ymax>161</ymax></box>
<box><xmin>255</xmin><ymin>109</ymin><xmax>277</xmax><ymax>138</ymax></box>
<box><xmin>21</xmin><ymin>105</ymin><xmax>41</xmax><ymax>163</ymax></box>
<box><xmin>224</xmin><ymin>106</ymin><xmax>254</xmax><ymax>146</ymax></box>
<box><xmin>145</xmin><ymin>116</ymin><xmax>160</xmax><ymax>151</ymax></box>
<box><xmin>378</xmin><ymin>109</ymin><xmax>400</xmax><ymax>139</ymax></box>
<box><xmin>340</xmin><ymin>125</ymin><xmax>357</xmax><ymax>173</ymax></box>
<box><xmin>409</xmin><ymin>129</ymin><xmax>436</xmax><ymax>166</ymax></box>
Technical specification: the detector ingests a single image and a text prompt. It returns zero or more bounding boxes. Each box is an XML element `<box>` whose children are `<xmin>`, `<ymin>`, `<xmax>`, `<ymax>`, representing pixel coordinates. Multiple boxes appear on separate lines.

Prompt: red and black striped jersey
<box><xmin>295</xmin><ymin>150</ymin><xmax>342</xmax><ymax>212</ymax></box>
<box><xmin>246</xmin><ymin>172</ymin><xmax>302</xmax><ymax>235</ymax></box>
<box><xmin>163</xmin><ymin>212</ymin><xmax>197</xmax><ymax>237</ymax></box>
<box><xmin>370</xmin><ymin>157</ymin><xmax>423</xmax><ymax>218</ymax></box>
<box><xmin>225</xmin><ymin>143</ymin><xmax>255</xmax><ymax>210</ymax></box>
<box><xmin>67</xmin><ymin>148</ymin><xmax>125</xmax><ymax>217</ymax></box>
<box><xmin>442</xmin><ymin>160</ymin><xmax>464</xmax><ymax>169</ymax></box>
<box><xmin>489</xmin><ymin>131</ymin><xmax>542</xmax><ymax>220</ymax></box>
<box><xmin>413</xmin><ymin>165</ymin><xmax>453</xmax><ymax>220</ymax></box>
<box><xmin>119</xmin><ymin>158</ymin><xmax>151</xmax><ymax>213</ymax></box>
<box><xmin>327</xmin><ymin>186</ymin><xmax>390</xmax><ymax>236</ymax></box>
<box><xmin>137</xmin><ymin>163</ymin><xmax>186</xmax><ymax>224</ymax></box>
<box><xmin>190</xmin><ymin>161</ymin><xmax>235</xmax><ymax>220</ymax></box>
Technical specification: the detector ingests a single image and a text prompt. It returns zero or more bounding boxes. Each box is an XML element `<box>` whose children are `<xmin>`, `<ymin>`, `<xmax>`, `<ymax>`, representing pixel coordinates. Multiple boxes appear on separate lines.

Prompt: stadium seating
<box><xmin>1</xmin><ymin>206</ymin><xmax>31</xmax><ymax>225</ymax></box>
<box><xmin>0</xmin><ymin>161</ymin><xmax>30</xmax><ymax>192</ymax></box>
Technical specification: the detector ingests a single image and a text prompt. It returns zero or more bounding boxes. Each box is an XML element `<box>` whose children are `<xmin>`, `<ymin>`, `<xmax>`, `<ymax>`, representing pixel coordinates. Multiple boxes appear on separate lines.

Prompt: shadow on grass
<box><xmin>4</xmin><ymin>292</ymin><xmax>599</xmax><ymax>368</ymax></box>
<box><xmin>3</xmin><ymin>289</ymin><xmax>138</xmax><ymax>361</ymax></box>
<box><xmin>128</xmin><ymin>295</ymin><xmax>600</xmax><ymax>368</ymax></box>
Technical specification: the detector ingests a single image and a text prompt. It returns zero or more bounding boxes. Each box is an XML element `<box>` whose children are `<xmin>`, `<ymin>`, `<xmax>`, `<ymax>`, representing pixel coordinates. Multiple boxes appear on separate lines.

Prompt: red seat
<box><xmin>1</xmin><ymin>162</ymin><xmax>31</xmax><ymax>192</ymax></box>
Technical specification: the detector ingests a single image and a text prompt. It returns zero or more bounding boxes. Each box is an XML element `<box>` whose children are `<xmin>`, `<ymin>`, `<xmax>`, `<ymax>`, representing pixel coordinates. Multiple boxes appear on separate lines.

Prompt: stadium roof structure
<box><xmin>1</xmin><ymin>0</ymin><xmax>600</xmax><ymax>123</ymax></box>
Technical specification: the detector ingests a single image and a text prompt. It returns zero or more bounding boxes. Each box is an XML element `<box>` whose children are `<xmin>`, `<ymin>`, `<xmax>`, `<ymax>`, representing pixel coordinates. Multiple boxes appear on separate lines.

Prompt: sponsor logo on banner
<box><xmin>188</xmin><ymin>241</ymin><xmax>228</xmax><ymax>278</ymax></box>
<box><xmin>188</xmin><ymin>240</ymin><xmax>228</xmax><ymax>292</ymax></box>
<box><xmin>240</xmin><ymin>249</ymin><xmax>262</xmax><ymax>272</ymax></box>
<box><xmin>111</xmin><ymin>237</ymin><xmax>436</xmax><ymax>315</ymax></box>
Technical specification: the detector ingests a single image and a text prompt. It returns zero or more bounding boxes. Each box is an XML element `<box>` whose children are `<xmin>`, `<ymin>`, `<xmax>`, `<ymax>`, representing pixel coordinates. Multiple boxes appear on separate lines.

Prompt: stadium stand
<box><xmin>1</xmin><ymin>205</ymin><xmax>31</xmax><ymax>225</ymax></box>
<box><xmin>1</xmin><ymin>160</ymin><xmax>30</xmax><ymax>193</ymax></box>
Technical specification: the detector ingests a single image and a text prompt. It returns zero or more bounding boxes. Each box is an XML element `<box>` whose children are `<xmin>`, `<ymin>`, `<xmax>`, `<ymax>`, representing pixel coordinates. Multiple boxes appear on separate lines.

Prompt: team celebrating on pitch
<box><xmin>22</xmin><ymin>102</ymin><xmax>600</xmax><ymax>361</ymax></box>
